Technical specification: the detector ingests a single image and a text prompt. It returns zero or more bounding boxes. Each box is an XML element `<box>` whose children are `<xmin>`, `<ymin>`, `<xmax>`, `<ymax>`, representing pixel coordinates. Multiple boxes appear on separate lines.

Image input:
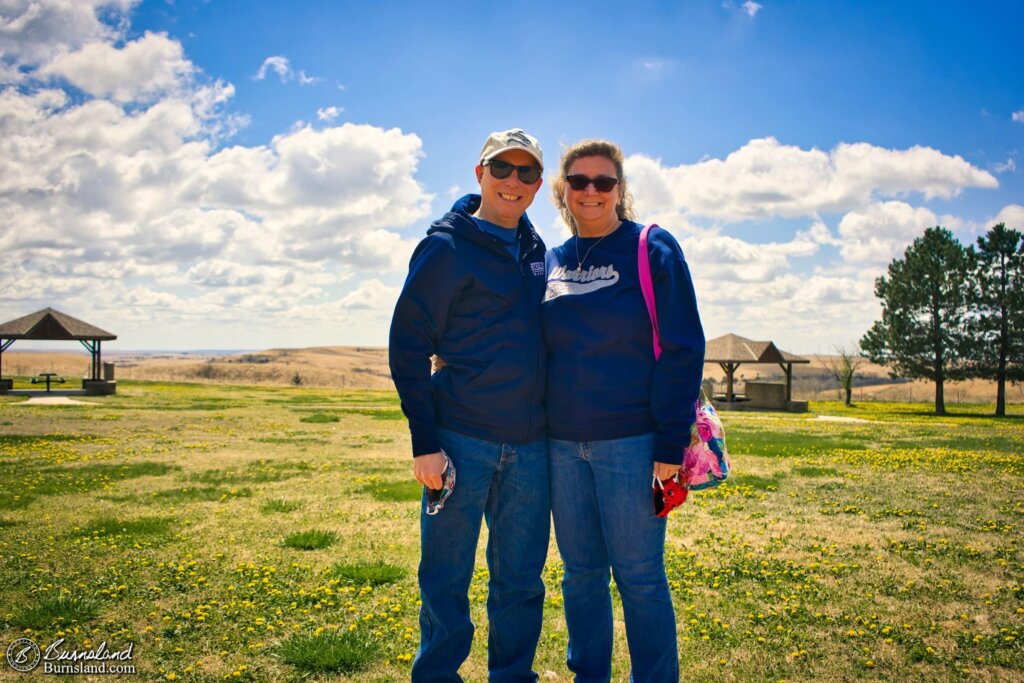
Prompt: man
<box><xmin>389</xmin><ymin>129</ymin><xmax>549</xmax><ymax>683</ymax></box>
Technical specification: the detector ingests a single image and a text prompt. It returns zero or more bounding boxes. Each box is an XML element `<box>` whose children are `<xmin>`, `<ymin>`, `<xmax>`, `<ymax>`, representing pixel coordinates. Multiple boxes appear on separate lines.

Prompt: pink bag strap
<box><xmin>638</xmin><ymin>224</ymin><xmax>662</xmax><ymax>360</ymax></box>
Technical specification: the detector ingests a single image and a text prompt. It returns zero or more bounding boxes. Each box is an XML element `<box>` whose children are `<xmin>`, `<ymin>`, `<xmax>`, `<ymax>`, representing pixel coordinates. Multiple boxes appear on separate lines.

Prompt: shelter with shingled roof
<box><xmin>0</xmin><ymin>308</ymin><xmax>117</xmax><ymax>395</ymax></box>
<box><xmin>705</xmin><ymin>333</ymin><xmax>809</xmax><ymax>411</ymax></box>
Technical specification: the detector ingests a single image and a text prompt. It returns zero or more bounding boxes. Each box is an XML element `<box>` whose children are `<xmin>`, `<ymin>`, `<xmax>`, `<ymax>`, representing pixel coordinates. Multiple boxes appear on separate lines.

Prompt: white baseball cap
<box><xmin>479</xmin><ymin>128</ymin><xmax>543</xmax><ymax>169</ymax></box>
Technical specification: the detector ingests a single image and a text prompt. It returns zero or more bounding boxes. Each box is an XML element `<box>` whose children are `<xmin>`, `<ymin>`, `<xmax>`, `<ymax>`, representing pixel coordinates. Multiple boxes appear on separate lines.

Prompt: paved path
<box><xmin>16</xmin><ymin>396</ymin><xmax>95</xmax><ymax>406</ymax></box>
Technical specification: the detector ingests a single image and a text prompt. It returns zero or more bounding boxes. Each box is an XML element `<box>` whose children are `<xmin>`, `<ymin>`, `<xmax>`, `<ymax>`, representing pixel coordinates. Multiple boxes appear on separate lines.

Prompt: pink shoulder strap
<box><xmin>638</xmin><ymin>224</ymin><xmax>662</xmax><ymax>360</ymax></box>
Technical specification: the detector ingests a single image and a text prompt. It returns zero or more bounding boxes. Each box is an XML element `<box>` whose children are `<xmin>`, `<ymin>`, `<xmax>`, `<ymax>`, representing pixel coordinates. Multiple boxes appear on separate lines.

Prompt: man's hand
<box><xmin>654</xmin><ymin>461</ymin><xmax>678</xmax><ymax>482</ymax></box>
<box><xmin>414</xmin><ymin>452</ymin><xmax>447</xmax><ymax>490</ymax></box>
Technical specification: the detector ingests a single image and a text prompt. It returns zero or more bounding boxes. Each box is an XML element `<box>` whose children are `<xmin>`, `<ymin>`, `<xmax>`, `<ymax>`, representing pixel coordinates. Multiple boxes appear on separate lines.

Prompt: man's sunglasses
<box><xmin>483</xmin><ymin>159</ymin><xmax>542</xmax><ymax>184</ymax></box>
<box><xmin>565</xmin><ymin>174</ymin><xmax>620</xmax><ymax>192</ymax></box>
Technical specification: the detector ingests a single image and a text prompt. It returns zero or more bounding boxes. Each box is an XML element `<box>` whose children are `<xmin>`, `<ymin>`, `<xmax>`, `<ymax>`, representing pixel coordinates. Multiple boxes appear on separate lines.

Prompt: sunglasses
<box><xmin>565</xmin><ymin>174</ymin><xmax>619</xmax><ymax>192</ymax></box>
<box><xmin>483</xmin><ymin>159</ymin><xmax>542</xmax><ymax>184</ymax></box>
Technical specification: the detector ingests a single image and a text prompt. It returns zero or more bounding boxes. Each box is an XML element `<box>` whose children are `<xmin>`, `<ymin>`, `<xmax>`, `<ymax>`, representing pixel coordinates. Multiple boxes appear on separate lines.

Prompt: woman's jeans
<box><xmin>413</xmin><ymin>428</ymin><xmax>550</xmax><ymax>683</ymax></box>
<box><xmin>549</xmin><ymin>433</ymin><xmax>678</xmax><ymax>683</ymax></box>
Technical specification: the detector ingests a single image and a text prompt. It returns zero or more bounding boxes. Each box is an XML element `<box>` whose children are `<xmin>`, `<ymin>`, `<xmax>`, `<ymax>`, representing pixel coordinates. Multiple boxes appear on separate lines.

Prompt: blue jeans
<box><xmin>412</xmin><ymin>428</ymin><xmax>550</xmax><ymax>683</ymax></box>
<box><xmin>549</xmin><ymin>433</ymin><xmax>678</xmax><ymax>683</ymax></box>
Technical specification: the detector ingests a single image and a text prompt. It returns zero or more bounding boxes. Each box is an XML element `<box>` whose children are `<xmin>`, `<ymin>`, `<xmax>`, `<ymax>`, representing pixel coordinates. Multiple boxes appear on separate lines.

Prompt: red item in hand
<box><xmin>653</xmin><ymin>474</ymin><xmax>688</xmax><ymax>517</ymax></box>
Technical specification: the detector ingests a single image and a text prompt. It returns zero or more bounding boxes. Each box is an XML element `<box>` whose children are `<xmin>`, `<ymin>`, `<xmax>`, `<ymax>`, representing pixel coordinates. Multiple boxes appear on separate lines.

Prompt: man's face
<box><xmin>474</xmin><ymin>149</ymin><xmax>543</xmax><ymax>228</ymax></box>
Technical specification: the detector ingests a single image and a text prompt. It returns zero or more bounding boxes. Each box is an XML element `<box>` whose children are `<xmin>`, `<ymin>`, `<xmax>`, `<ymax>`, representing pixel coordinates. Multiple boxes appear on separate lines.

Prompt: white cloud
<box><xmin>0</xmin><ymin>6</ymin><xmax>433</xmax><ymax>348</ymax></box>
<box><xmin>338</xmin><ymin>279</ymin><xmax>400</xmax><ymax>311</ymax></box>
<box><xmin>625</xmin><ymin>137</ymin><xmax>997</xmax><ymax>222</ymax></box>
<box><xmin>254</xmin><ymin>55</ymin><xmax>290</xmax><ymax>81</ymax></box>
<box><xmin>40</xmin><ymin>31</ymin><xmax>192</xmax><ymax>102</ymax></box>
<box><xmin>1012</xmin><ymin>109</ymin><xmax>1024</xmax><ymax>123</ymax></box>
<box><xmin>836</xmin><ymin>201</ymin><xmax>939</xmax><ymax>266</ymax></box>
<box><xmin>254</xmin><ymin>55</ymin><xmax>319</xmax><ymax>85</ymax></box>
<box><xmin>0</xmin><ymin>0</ymin><xmax>134</xmax><ymax>69</ymax></box>
<box><xmin>317</xmin><ymin>106</ymin><xmax>343</xmax><ymax>121</ymax></box>
<box><xmin>743</xmin><ymin>1</ymin><xmax>763</xmax><ymax>17</ymax></box>
<box><xmin>722</xmin><ymin>0</ymin><xmax>763</xmax><ymax>19</ymax></box>
<box><xmin>988</xmin><ymin>204</ymin><xmax>1024</xmax><ymax>231</ymax></box>
<box><xmin>447</xmin><ymin>184</ymin><xmax>461</xmax><ymax>200</ymax></box>
<box><xmin>993</xmin><ymin>157</ymin><xmax>1016</xmax><ymax>173</ymax></box>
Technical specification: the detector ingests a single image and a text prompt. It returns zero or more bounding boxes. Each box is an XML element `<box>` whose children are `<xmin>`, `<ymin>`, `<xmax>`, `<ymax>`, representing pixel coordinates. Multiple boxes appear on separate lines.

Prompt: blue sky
<box><xmin>1</xmin><ymin>0</ymin><xmax>1021</xmax><ymax>353</ymax></box>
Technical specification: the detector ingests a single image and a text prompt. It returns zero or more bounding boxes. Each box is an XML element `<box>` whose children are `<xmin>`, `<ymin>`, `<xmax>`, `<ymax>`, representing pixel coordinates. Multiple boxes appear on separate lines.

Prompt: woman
<box><xmin>542</xmin><ymin>139</ymin><xmax>705</xmax><ymax>683</ymax></box>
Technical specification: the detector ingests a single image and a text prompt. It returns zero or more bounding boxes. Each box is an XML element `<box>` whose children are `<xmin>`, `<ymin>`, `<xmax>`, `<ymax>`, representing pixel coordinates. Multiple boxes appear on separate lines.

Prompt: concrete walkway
<box><xmin>15</xmin><ymin>396</ymin><xmax>95</xmax><ymax>406</ymax></box>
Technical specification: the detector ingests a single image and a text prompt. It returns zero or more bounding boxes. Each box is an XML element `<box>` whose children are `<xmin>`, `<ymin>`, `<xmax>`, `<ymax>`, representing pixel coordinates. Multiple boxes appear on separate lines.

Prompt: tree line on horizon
<box><xmin>860</xmin><ymin>222</ymin><xmax>1023</xmax><ymax>416</ymax></box>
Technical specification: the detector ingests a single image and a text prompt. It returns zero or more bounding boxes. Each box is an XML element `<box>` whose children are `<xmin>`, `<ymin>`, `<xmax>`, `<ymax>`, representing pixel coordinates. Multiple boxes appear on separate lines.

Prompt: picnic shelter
<box><xmin>706</xmin><ymin>333</ymin><xmax>810</xmax><ymax>411</ymax></box>
<box><xmin>0</xmin><ymin>307</ymin><xmax>117</xmax><ymax>395</ymax></box>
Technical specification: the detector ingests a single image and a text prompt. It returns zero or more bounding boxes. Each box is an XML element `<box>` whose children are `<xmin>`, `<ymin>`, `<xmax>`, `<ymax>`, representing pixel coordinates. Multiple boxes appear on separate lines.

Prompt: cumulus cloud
<box><xmin>836</xmin><ymin>201</ymin><xmax>940</xmax><ymax>266</ymax></box>
<box><xmin>0</xmin><ymin>0</ymin><xmax>134</xmax><ymax>69</ymax></box>
<box><xmin>622</xmin><ymin>150</ymin><xmax>991</xmax><ymax>350</ymax></box>
<box><xmin>40</xmin><ymin>31</ymin><xmax>192</xmax><ymax>102</ymax></box>
<box><xmin>625</xmin><ymin>138</ymin><xmax>996</xmax><ymax>223</ymax></box>
<box><xmin>0</xmin><ymin>3</ymin><xmax>433</xmax><ymax>348</ymax></box>
<box><xmin>1013</xmin><ymin>109</ymin><xmax>1024</xmax><ymax>123</ymax></box>
<box><xmin>988</xmin><ymin>204</ymin><xmax>1024</xmax><ymax>231</ymax></box>
<box><xmin>338</xmin><ymin>279</ymin><xmax>400</xmax><ymax>310</ymax></box>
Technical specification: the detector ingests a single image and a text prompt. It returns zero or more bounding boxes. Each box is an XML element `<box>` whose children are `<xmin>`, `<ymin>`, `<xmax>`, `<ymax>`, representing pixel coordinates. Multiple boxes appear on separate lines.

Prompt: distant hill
<box><xmin>2</xmin><ymin>346</ymin><xmax>392</xmax><ymax>390</ymax></box>
<box><xmin>3</xmin><ymin>348</ymin><xmax>1019</xmax><ymax>404</ymax></box>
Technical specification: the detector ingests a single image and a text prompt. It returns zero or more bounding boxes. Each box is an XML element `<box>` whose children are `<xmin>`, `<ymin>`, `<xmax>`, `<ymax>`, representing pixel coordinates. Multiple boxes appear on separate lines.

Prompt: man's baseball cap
<box><xmin>479</xmin><ymin>128</ymin><xmax>543</xmax><ymax>169</ymax></box>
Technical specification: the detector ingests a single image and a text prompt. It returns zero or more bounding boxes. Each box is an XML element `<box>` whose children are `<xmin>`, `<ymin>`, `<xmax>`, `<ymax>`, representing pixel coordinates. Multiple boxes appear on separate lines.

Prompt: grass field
<box><xmin>0</xmin><ymin>382</ymin><xmax>1021</xmax><ymax>682</ymax></box>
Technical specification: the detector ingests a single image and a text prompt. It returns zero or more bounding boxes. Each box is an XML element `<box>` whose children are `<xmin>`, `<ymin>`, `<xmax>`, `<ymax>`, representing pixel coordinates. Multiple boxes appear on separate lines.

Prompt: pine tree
<box><xmin>861</xmin><ymin>227</ymin><xmax>973</xmax><ymax>415</ymax></box>
<box><xmin>969</xmin><ymin>223</ymin><xmax>1024</xmax><ymax>416</ymax></box>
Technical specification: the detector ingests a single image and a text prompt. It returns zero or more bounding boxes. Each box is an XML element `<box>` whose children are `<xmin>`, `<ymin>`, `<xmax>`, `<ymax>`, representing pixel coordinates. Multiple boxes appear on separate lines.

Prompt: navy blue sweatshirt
<box><xmin>542</xmin><ymin>221</ymin><xmax>705</xmax><ymax>465</ymax></box>
<box><xmin>389</xmin><ymin>195</ymin><xmax>547</xmax><ymax>456</ymax></box>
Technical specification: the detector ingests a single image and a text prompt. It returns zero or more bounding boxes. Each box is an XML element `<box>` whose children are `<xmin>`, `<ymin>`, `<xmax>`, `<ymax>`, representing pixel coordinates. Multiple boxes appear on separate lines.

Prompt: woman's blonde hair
<box><xmin>551</xmin><ymin>139</ymin><xmax>636</xmax><ymax>235</ymax></box>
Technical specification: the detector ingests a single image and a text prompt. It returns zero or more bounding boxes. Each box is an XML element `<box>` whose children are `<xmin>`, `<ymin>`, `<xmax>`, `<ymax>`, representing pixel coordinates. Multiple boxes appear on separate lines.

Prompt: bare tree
<box><xmin>826</xmin><ymin>344</ymin><xmax>866</xmax><ymax>406</ymax></box>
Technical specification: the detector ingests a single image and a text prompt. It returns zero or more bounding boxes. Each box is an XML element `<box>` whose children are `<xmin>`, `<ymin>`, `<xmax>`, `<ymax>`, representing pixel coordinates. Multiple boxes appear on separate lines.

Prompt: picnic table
<box><xmin>30</xmin><ymin>372</ymin><xmax>65</xmax><ymax>392</ymax></box>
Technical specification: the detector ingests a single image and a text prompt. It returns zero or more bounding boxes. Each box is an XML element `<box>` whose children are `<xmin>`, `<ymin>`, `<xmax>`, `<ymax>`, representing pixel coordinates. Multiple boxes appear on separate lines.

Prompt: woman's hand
<box><xmin>653</xmin><ymin>461</ymin><xmax>678</xmax><ymax>481</ymax></box>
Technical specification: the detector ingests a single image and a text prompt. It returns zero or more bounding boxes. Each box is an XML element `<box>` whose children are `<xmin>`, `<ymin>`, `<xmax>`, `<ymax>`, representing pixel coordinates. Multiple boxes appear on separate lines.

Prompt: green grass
<box><xmin>361</xmin><ymin>478</ymin><xmax>422</xmax><ymax>502</ymax></box>
<box><xmin>9</xmin><ymin>594</ymin><xmax>101</xmax><ymax>629</ymax></box>
<box><xmin>0</xmin><ymin>385</ymin><xmax>1020</xmax><ymax>681</ymax></box>
<box><xmin>142</xmin><ymin>485</ymin><xmax>253</xmax><ymax>503</ymax></box>
<box><xmin>792</xmin><ymin>465</ymin><xmax>841</xmax><ymax>477</ymax></box>
<box><xmin>68</xmin><ymin>515</ymin><xmax>175</xmax><ymax>539</ymax></box>
<box><xmin>260</xmin><ymin>498</ymin><xmax>304</xmax><ymax>513</ymax></box>
<box><xmin>282</xmin><ymin>529</ymin><xmax>338</xmax><ymax>550</ymax></box>
<box><xmin>335</xmin><ymin>407</ymin><xmax>405</xmax><ymax>421</ymax></box>
<box><xmin>276</xmin><ymin>629</ymin><xmax>382</xmax><ymax>673</ymax></box>
<box><xmin>329</xmin><ymin>560</ymin><xmax>408</xmax><ymax>586</ymax></box>
<box><xmin>190</xmin><ymin>460</ymin><xmax>313</xmax><ymax>485</ymax></box>
<box><xmin>299</xmin><ymin>412</ymin><xmax>340</xmax><ymax>423</ymax></box>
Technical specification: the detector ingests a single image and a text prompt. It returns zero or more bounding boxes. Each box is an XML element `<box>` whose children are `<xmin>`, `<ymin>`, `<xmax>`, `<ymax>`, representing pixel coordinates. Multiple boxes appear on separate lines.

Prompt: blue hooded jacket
<box><xmin>389</xmin><ymin>195</ymin><xmax>548</xmax><ymax>456</ymax></box>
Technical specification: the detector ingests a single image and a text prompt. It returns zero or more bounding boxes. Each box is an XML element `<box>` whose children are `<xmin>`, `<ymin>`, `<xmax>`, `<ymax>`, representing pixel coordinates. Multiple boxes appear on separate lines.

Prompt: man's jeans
<box><xmin>412</xmin><ymin>428</ymin><xmax>550</xmax><ymax>683</ymax></box>
<box><xmin>549</xmin><ymin>433</ymin><xmax>678</xmax><ymax>683</ymax></box>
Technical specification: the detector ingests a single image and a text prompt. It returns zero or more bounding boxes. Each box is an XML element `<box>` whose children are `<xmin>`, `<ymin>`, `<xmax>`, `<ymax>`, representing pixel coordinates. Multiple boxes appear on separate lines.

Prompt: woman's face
<box><xmin>563</xmin><ymin>155</ymin><xmax>622</xmax><ymax>236</ymax></box>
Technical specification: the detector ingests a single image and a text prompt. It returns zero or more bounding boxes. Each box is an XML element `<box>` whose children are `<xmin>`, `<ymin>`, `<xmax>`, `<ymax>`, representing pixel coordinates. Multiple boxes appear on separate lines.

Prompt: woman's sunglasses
<box><xmin>483</xmin><ymin>159</ymin><xmax>542</xmax><ymax>184</ymax></box>
<box><xmin>565</xmin><ymin>174</ymin><xmax>619</xmax><ymax>192</ymax></box>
